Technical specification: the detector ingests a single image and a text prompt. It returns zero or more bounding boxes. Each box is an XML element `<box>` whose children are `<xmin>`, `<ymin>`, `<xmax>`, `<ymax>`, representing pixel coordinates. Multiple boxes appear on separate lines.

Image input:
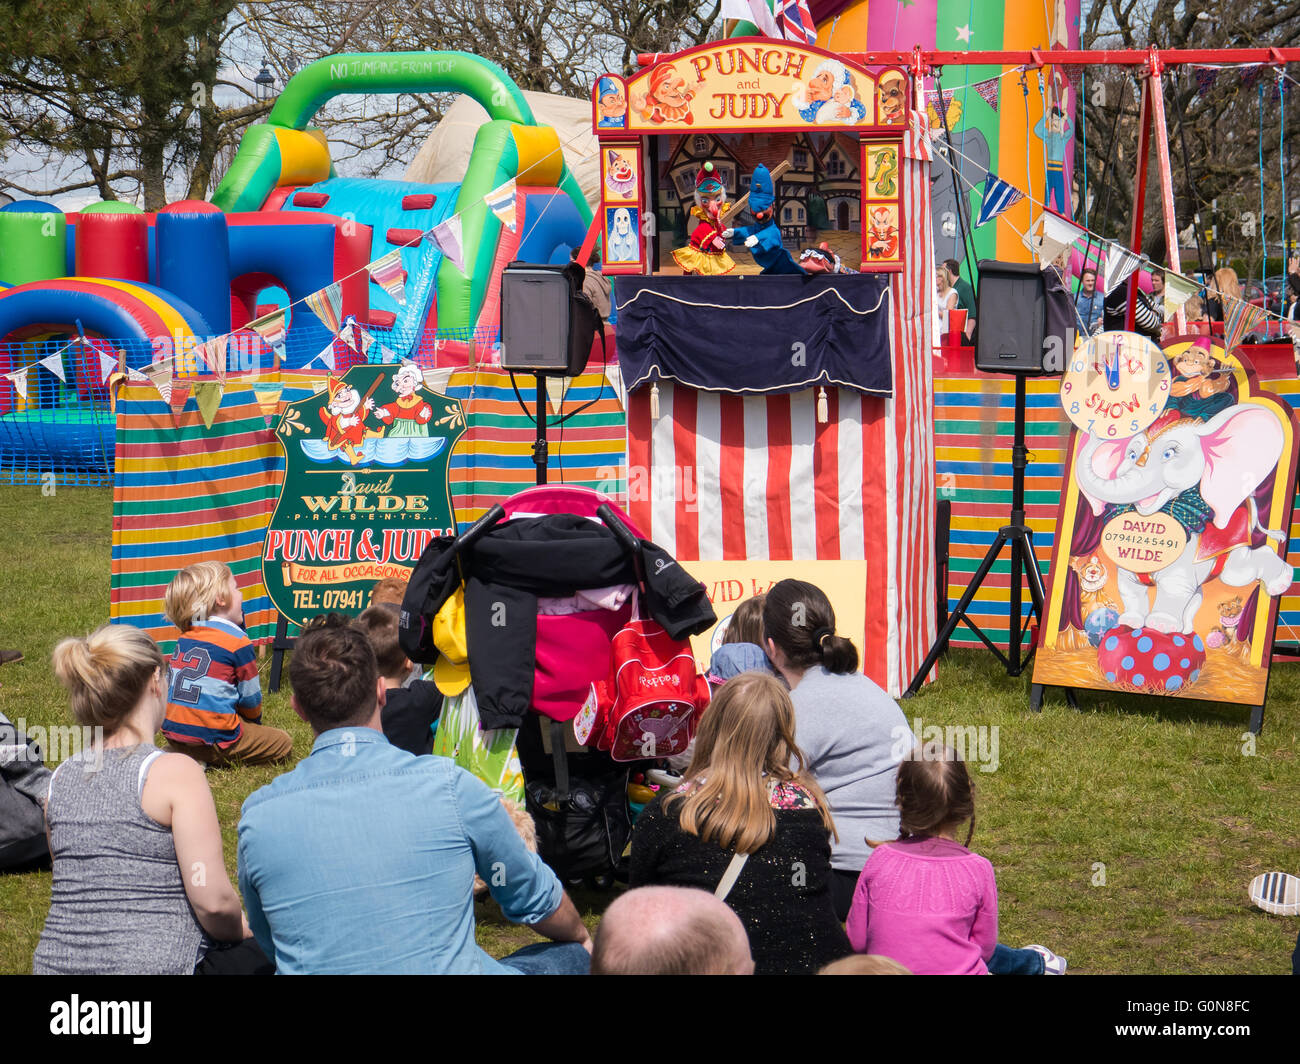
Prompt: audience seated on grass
<box><xmin>236</xmin><ymin>614</ymin><xmax>591</xmax><ymax>974</ymax></box>
<box><xmin>34</xmin><ymin>625</ymin><xmax>269</xmax><ymax>975</ymax></box>
<box><xmin>161</xmin><ymin>560</ymin><xmax>291</xmax><ymax>767</ymax></box>
<box><xmin>592</xmin><ymin>886</ymin><xmax>754</xmax><ymax>975</ymax></box>
<box><xmin>762</xmin><ymin>579</ymin><xmax>914</xmax><ymax>920</ymax></box>
<box><xmin>354</xmin><ymin>606</ymin><xmax>442</xmax><ymax>756</ymax></box>
<box><xmin>846</xmin><ymin>742</ymin><xmax>1066</xmax><ymax>975</ymax></box>
<box><xmin>630</xmin><ymin>671</ymin><xmax>851</xmax><ymax>974</ymax></box>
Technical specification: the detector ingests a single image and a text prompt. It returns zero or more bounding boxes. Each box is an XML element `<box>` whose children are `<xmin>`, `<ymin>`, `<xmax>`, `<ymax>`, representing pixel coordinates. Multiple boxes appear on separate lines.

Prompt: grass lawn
<box><xmin>1</xmin><ymin>483</ymin><xmax>1297</xmax><ymax>974</ymax></box>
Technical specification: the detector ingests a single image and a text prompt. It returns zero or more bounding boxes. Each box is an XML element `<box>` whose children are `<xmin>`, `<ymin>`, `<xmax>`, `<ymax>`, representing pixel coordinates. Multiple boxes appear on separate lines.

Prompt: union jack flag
<box><xmin>776</xmin><ymin>0</ymin><xmax>818</xmax><ymax>45</ymax></box>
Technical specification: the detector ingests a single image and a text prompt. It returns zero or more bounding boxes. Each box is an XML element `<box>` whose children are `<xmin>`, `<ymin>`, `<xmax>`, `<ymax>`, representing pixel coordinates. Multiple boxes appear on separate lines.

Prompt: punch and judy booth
<box><xmin>593</xmin><ymin>40</ymin><xmax>937</xmax><ymax>696</ymax></box>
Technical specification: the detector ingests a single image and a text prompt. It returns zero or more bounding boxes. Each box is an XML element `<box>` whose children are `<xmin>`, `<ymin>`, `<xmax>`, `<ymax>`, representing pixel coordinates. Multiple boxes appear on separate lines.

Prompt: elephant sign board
<box><xmin>1032</xmin><ymin>334</ymin><xmax>1299</xmax><ymax>712</ymax></box>
<box><xmin>262</xmin><ymin>362</ymin><xmax>465</xmax><ymax>628</ymax></box>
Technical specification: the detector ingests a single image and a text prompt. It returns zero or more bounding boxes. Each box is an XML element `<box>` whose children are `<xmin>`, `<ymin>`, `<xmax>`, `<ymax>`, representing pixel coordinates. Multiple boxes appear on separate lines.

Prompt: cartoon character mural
<box><xmin>1033</xmin><ymin>92</ymin><xmax>1074</xmax><ymax>218</ymax></box>
<box><xmin>597</xmin><ymin>76</ymin><xmax>627</xmax><ymax>128</ymax></box>
<box><xmin>632</xmin><ymin>64</ymin><xmax>695</xmax><ymax>125</ymax></box>
<box><xmin>866</xmin><ymin>205</ymin><xmax>899</xmax><ymax>260</ymax></box>
<box><xmin>606</xmin><ymin>206</ymin><xmax>640</xmax><ymax>264</ymax></box>
<box><xmin>877</xmin><ymin>70</ymin><xmax>905</xmax><ymax>125</ymax></box>
<box><xmin>374</xmin><ymin>361</ymin><xmax>434</xmax><ymax>438</ymax></box>
<box><xmin>793</xmin><ymin>59</ymin><xmax>865</xmax><ymax>124</ymax></box>
<box><xmin>604</xmin><ymin>149</ymin><xmax>637</xmax><ymax>198</ymax></box>
<box><xmin>316</xmin><ymin>375</ymin><xmax>383</xmax><ymax>466</ymax></box>
<box><xmin>928</xmin><ymin>97</ymin><xmax>990</xmax><ymax>270</ymax></box>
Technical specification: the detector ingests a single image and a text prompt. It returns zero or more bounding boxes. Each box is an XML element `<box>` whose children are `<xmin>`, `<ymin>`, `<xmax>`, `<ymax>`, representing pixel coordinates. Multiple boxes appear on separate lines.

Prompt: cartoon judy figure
<box><xmin>606</xmin><ymin>206</ymin><xmax>639</xmax><ymax>263</ymax></box>
<box><xmin>374</xmin><ymin>361</ymin><xmax>433</xmax><ymax>438</ymax></box>
<box><xmin>794</xmin><ymin>60</ymin><xmax>865</xmax><ymax>124</ymax></box>
<box><xmin>596</xmin><ymin>76</ymin><xmax>627</xmax><ymax>128</ymax></box>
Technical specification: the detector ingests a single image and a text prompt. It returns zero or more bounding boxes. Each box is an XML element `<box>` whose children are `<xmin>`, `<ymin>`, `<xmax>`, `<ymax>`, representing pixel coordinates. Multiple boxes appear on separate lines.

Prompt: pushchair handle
<box><xmin>596</xmin><ymin>503</ymin><xmax>640</xmax><ymax>553</ymax></box>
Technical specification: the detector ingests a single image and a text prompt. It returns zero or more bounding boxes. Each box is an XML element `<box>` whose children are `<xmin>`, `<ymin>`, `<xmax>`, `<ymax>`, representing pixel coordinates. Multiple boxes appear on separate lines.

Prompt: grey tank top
<box><xmin>33</xmin><ymin>743</ymin><xmax>210</xmax><ymax>975</ymax></box>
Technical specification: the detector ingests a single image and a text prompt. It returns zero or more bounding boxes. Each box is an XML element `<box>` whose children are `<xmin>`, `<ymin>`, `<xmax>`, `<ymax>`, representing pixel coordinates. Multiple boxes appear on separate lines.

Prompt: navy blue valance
<box><xmin>613</xmin><ymin>274</ymin><xmax>893</xmax><ymax>398</ymax></box>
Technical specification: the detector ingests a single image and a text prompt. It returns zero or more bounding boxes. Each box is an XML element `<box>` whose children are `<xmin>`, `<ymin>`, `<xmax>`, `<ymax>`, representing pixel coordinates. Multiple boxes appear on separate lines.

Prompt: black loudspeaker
<box><xmin>500</xmin><ymin>262</ymin><xmax>599</xmax><ymax>376</ymax></box>
<box><xmin>973</xmin><ymin>259</ymin><xmax>1074</xmax><ymax>375</ymax></box>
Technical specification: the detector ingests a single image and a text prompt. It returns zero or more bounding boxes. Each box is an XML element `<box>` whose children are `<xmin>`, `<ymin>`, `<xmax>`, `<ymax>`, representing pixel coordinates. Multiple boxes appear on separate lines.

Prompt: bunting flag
<box><xmin>126</xmin><ymin>366</ymin><xmax>149</xmax><ymax>383</ymax></box>
<box><xmin>975</xmin><ymin>173</ymin><xmax>1025</xmax><ymax>227</ymax></box>
<box><xmin>253</xmin><ymin>383</ymin><xmax>284</xmax><ymax>428</ymax></box>
<box><xmin>99</xmin><ymin>352</ymin><xmax>119</xmax><ymax>384</ymax></box>
<box><xmin>367</xmin><ymin>250</ymin><xmax>408</xmax><ymax>306</ymax></box>
<box><xmin>1224</xmin><ymin>298</ymin><xmax>1266</xmax><ymax>354</ymax></box>
<box><xmin>8</xmin><ymin>367</ymin><xmax>29</xmax><ymax>399</ymax></box>
<box><xmin>194</xmin><ymin>381</ymin><xmax>224</xmax><ymax>430</ymax></box>
<box><xmin>195</xmin><ymin>337</ymin><xmax>226</xmax><ymax>378</ymax></box>
<box><xmin>306</xmin><ymin>283</ymin><xmax>344</xmax><ymax>336</ymax></box>
<box><xmin>341</xmin><ymin>315</ymin><xmax>374</xmax><ymax>358</ymax></box>
<box><xmin>1022</xmin><ymin>209</ymin><xmax>1086</xmax><ymax>262</ymax></box>
<box><xmin>776</xmin><ymin>0</ymin><xmax>817</xmax><ymax>45</ymax></box>
<box><xmin>429</xmin><ymin>214</ymin><xmax>465</xmax><ymax>271</ymax></box>
<box><xmin>1100</xmin><ymin>242</ymin><xmax>1143</xmax><ymax>294</ymax></box>
<box><xmin>421</xmin><ymin>366</ymin><xmax>454</xmax><ymax>394</ymax></box>
<box><xmin>379</xmin><ymin>345</ymin><xmax>398</xmax><ymax>364</ymax></box>
<box><xmin>144</xmin><ymin>362</ymin><xmax>173</xmax><ymax>404</ymax></box>
<box><xmin>38</xmin><ymin>350</ymin><xmax>66</xmax><ymax>381</ymax></box>
<box><xmin>484</xmin><ymin>179</ymin><xmax>518</xmax><ymax>233</ymax></box>
<box><xmin>973</xmin><ymin>76</ymin><xmax>1001</xmax><ymax>113</ymax></box>
<box><xmin>1163</xmin><ymin>273</ymin><xmax>1197</xmax><ymax>315</ymax></box>
<box><xmin>246</xmin><ymin>308</ymin><xmax>288</xmax><ymax>360</ymax></box>
<box><xmin>308</xmin><ymin>341</ymin><xmax>336</xmax><ymax>371</ymax></box>
<box><xmin>168</xmin><ymin>380</ymin><xmax>191</xmax><ymax>426</ymax></box>
<box><xmin>544</xmin><ymin>376</ymin><xmax>567</xmax><ymax>416</ymax></box>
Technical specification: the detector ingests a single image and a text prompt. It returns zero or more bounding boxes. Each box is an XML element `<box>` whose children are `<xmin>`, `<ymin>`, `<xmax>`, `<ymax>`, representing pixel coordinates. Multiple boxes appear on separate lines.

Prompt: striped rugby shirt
<box><xmin>163</xmin><ymin>617</ymin><xmax>262</xmax><ymax>747</ymax></box>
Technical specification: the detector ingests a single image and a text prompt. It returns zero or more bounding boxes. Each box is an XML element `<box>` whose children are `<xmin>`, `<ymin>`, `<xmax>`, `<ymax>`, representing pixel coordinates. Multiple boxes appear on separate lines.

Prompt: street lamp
<box><xmin>254</xmin><ymin>60</ymin><xmax>275</xmax><ymax>102</ymax></box>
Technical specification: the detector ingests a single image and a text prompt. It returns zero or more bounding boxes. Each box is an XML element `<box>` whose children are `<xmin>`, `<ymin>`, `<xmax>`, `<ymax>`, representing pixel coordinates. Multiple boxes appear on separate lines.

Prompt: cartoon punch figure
<box><xmin>672</xmin><ymin>162</ymin><xmax>734</xmax><ymax>275</ymax></box>
<box><xmin>319</xmin><ymin>375</ymin><xmax>384</xmax><ymax>465</ymax></box>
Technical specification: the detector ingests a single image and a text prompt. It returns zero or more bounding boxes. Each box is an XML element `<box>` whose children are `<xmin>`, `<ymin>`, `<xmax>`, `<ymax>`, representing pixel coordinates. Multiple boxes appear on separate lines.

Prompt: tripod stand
<box><xmin>907</xmin><ymin>374</ymin><xmax>1075</xmax><ymax>709</ymax></box>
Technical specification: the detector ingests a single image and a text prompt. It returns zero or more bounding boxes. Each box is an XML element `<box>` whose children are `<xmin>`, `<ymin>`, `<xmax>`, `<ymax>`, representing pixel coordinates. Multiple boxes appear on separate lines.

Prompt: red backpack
<box><xmin>575</xmin><ymin>618</ymin><xmax>711</xmax><ymax>762</ymax></box>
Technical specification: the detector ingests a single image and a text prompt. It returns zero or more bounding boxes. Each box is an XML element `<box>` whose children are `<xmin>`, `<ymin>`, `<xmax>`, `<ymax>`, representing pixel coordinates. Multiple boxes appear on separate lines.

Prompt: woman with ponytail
<box><xmin>34</xmin><ymin>625</ymin><xmax>266</xmax><ymax>974</ymax></box>
<box><xmin>762</xmin><ymin>579</ymin><xmax>913</xmax><ymax>921</ymax></box>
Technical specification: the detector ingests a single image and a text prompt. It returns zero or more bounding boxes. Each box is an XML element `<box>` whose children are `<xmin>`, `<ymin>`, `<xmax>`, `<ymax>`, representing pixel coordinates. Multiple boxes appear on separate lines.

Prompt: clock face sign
<box><xmin>1060</xmin><ymin>331</ymin><xmax>1171</xmax><ymax>439</ymax></box>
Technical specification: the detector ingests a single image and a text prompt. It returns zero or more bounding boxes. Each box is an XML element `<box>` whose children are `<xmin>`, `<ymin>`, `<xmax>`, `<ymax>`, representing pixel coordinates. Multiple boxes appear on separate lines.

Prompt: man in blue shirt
<box><xmin>237</xmin><ymin>617</ymin><xmax>591</xmax><ymax>974</ymax></box>
<box><xmin>1075</xmin><ymin>267</ymin><xmax>1104</xmax><ymax>334</ymax></box>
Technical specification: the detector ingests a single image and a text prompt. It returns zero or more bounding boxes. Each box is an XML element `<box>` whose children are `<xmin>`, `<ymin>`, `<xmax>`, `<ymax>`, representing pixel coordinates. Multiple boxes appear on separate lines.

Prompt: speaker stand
<box><xmin>531</xmin><ymin>372</ymin><xmax>549</xmax><ymax>486</ymax></box>
<box><xmin>907</xmin><ymin>375</ymin><xmax>1077</xmax><ymax>710</ymax></box>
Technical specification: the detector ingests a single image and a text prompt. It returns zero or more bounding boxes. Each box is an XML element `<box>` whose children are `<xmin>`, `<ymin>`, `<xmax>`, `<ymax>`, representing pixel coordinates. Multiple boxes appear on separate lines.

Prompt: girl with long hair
<box><xmin>629</xmin><ymin>671</ymin><xmax>851</xmax><ymax>974</ymax></box>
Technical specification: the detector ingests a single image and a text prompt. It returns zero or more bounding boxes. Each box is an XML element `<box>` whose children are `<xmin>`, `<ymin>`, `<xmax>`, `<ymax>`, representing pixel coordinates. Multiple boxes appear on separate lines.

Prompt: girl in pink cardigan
<box><xmin>845</xmin><ymin>743</ymin><xmax>1066</xmax><ymax>975</ymax></box>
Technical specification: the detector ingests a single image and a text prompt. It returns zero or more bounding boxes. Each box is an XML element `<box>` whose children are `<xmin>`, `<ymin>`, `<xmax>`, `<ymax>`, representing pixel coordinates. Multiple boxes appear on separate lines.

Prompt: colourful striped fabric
<box><xmin>111</xmin><ymin>367</ymin><xmax>628</xmax><ymax>650</ymax></box>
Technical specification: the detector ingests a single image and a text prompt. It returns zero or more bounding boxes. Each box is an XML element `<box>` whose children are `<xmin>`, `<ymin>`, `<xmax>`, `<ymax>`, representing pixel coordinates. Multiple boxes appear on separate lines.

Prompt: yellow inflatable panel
<box><xmin>510</xmin><ymin>124</ymin><xmax>564</xmax><ymax>187</ymax></box>
<box><xmin>272</xmin><ymin>127</ymin><xmax>332</xmax><ymax>187</ymax></box>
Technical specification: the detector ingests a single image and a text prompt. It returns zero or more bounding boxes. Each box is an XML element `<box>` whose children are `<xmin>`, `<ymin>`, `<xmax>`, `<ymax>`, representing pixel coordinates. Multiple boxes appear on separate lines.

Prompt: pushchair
<box><xmin>400</xmin><ymin>484</ymin><xmax>715</xmax><ymax>889</ymax></box>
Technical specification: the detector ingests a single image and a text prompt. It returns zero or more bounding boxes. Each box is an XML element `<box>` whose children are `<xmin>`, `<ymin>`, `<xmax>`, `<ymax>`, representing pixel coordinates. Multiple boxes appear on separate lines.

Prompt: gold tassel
<box><xmin>650</xmin><ymin>381</ymin><xmax>660</xmax><ymax>420</ymax></box>
<box><xmin>817</xmin><ymin>387</ymin><xmax>828</xmax><ymax>424</ymax></box>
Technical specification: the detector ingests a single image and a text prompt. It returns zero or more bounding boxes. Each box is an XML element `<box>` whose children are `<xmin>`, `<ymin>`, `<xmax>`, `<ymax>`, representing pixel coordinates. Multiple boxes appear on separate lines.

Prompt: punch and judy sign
<box><xmin>263</xmin><ymin>362</ymin><xmax>465</xmax><ymax>625</ymax></box>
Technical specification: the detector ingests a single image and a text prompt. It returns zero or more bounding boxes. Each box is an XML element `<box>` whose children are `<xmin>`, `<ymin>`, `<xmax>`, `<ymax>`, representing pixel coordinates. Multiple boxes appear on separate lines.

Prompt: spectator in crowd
<box><xmin>1149</xmin><ymin>268</ymin><xmax>1166</xmax><ymax>322</ymax></box>
<box><xmin>161</xmin><ymin>560</ymin><xmax>291</xmax><ymax>767</ymax></box>
<box><xmin>369</xmin><ymin>576</ymin><xmax>408</xmax><ymax>610</ymax></box>
<box><xmin>572</xmin><ymin>247</ymin><xmax>612</xmax><ymax>321</ymax></box>
<box><xmin>761</xmin><ymin>579</ymin><xmax>913</xmax><ymax>921</ymax></box>
<box><xmin>935</xmin><ymin>265</ymin><xmax>959</xmax><ymax>343</ymax></box>
<box><xmin>592</xmin><ymin>886</ymin><xmax>754</xmax><ymax>975</ymax></box>
<box><xmin>35</xmin><ymin>625</ymin><xmax>267</xmax><ymax>974</ymax></box>
<box><xmin>943</xmin><ymin>258</ymin><xmax>975</xmax><ymax>314</ymax></box>
<box><xmin>630</xmin><ymin>671</ymin><xmax>850</xmax><ymax>974</ymax></box>
<box><xmin>1205</xmin><ymin>266</ymin><xmax>1240</xmax><ymax>323</ymax></box>
<box><xmin>237</xmin><ymin>616</ymin><xmax>591</xmax><ymax>974</ymax></box>
<box><xmin>846</xmin><ymin>742</ymin><xmax>1066</xmax><ymax>975</ymax></box>
<box><xmin>354</xmin><ymin>606</ymin><xmax>441</xmax><ymax>756</ymax></box>
<box><xmin>1075</xmin><ymin>267</ymin><xmax>1105</xmax><ymax>335</ymax></box>
<box><xmin>1103</xmin><ymin>276</ymin><xmax>1162</xmax><ymax>343</ymax></box>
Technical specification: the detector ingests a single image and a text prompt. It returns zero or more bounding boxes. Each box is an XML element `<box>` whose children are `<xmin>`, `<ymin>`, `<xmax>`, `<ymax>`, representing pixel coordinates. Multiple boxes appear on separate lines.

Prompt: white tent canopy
<box><xmin>404</xmin><ymin>89</ymin><xmax>601</xmax><ymax>211</ymax></box>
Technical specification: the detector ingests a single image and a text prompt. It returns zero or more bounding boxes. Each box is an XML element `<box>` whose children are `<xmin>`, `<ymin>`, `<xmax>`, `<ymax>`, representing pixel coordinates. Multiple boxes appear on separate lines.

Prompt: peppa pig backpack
<box><xmin>575</xmin><ymin>613</ymin><xmax>711</xmax><ymax>762</ymax></box>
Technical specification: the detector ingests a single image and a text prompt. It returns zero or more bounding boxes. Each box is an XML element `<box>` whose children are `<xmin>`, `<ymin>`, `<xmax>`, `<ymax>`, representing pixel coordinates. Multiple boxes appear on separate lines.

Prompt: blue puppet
<box><xmin>728</xmin><ymin>164</ymin><xmax>804</xmax><ymax>275</ymax></box>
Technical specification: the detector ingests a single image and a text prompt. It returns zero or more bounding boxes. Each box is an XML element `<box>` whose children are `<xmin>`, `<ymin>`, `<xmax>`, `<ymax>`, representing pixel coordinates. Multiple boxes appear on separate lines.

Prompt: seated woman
<box><xmin>629</xmin><ymin>671</ymin><xmax>851</xmax><ymax>975</ymax></box>
<box><xmin>34</xmin><ymin>625</ymin><xmax>267</xmax><ymax>975</ymax></box>
<box><xmin>762</xmin><ymin>579</ymin><xmax>913</xmax><ymax>921</ymax></box>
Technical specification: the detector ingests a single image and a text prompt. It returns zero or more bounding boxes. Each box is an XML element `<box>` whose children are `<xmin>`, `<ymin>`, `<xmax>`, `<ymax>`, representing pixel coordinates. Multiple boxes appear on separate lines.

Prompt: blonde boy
<box><xmin>161</xmin><ymin>561</ymin><xmax>291</xmax><ymax>766</ymax></box>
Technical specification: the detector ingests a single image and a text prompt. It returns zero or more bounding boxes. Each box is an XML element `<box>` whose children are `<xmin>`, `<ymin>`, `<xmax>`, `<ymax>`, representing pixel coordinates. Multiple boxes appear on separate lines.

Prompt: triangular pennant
<box><xmin>311</xmin><ymin>341</ymin><xmax>336</xmax><ymax>370</ymax></box>
<box><xmin>603</xmin><ymin>363</ymin><xmax>626</xmax><ymax>411</ymax></box>
<box><xmin>169</xmin><ymin>380</ymin><xmax>191</xmax><ymax>425</ymax></box>
<box><xmin>975</xmin><ymin>173</ymin><xmax>1025</xmax><ymax>227</ymax></box>
<box><xmin>306</xmin><ymin>283</ymin><xmax>344</xmax><ymax>336</ymax></box>
<box><xmin>126</xmin><ymin>366</ymin><xmax>149</xmax><ymax>382</ymax></box>
<box><xmin>429</xmin><ymin>215</ymin><xmax>465</xmax><ymax>271</ymax></box>
<box><xmin>246</xmin><ymin>308</ymin><xmax>288</xmax><ymax>358</ymax></box>
<box><xmin>545</xmin><ymin>376</ymin><xmax>566</xmax><ymax>415</ymax></box>
<box><xmin>1223</xmin><ymin>298</ymin><xmax>1266</xmax><ymax>353</ymax></box>
<box><xmin>366</xmin><ymin>250</ymin><xmax>408</xmax><ymax>307</ymax></box>
<box><xmin>98</xmin><ymin>352</ymin><xmax>119</xmax><ymax>384</ymax></box>
<box><xmin>1023</xmin><ymin>209</ymin><xmax>1086</xmax><ymax>262</ymax></box>
<box><xmin>974</xmin><ymin>76</ymin><xmax>1000</xmax><ymax>114</ymax></box>
<box><xmin>8</xmin><ymin>367</ymin><xmax>29</xmax><ymax>399</ymax></box>
<box><xmin>311</xmin><ymin>379</ymin><xmax>329</xmax><ymax>395</ymax></box>
<box><xmin>484</xmin><ymin>178</ymin><xmax>517</xmax><ymax>232</ymax></box>
<box><xmin>195</xmin><ymin>337</ymin><xmax>226</xmax><ymax>378</ymax></box>
<box><xmin>421</xmin><ymin>366</ymin><xmax>454</xmax><ymax>394</ymax></box>
<box><xmin>379</xmin><ymin>345</ymin><xmax>398</xmax><ymax>364</ymax></box>
<box><xmin>253</xmin><ymin>384</ymin><xmax>284</xmax><ymax>428</ymax></box>
<box><xmin>144</xmin><ymin>361</ymin><xmax>173</xmax><ymax>404</ymax></box>
<box><xmin>1100</xmin><ymin>243</ymin><xmax>1142</xmax><ymax>294</ymax></box>
<box><xmin>193</xmin><ymin>380</ymin><xmax>224</xmax><ymax>429</ymax></box>
<box><xmin>1163</xmin><ymin>273</ymin><xmax>1197</xmax><ymax>314</ymax></box>
<box><xmin>38</xmin><ymin>351</ymin><xmax>66</xmax><ymax>381</ymax></box>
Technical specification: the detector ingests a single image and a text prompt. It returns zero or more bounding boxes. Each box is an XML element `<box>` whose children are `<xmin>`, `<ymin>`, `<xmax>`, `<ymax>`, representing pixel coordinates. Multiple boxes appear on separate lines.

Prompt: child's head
<box><xmin>721</xmin><ymin>593</ymin><xmax>766</xmax><ymax>646</ymax></box>
<box><xmin>164</xmin><ymin>560</ymin><xmax>240</xmax><ymax>631</ymax></box>
<box><xmin>369</xmin><ymin>576</ymin><xmax>407</xmax><ymax>611</ymax></box>
<box><xmin>354</xmin><ymin>605</ymin><xmax>410</xmax><ymax>682</ymax></box>
<box><xmin>896</xmin><ymin>742</ymin><xmax>976</xmax><ymax>846</ymax></box>
<box><xmin>53</xmin><ymin>624</ymin><xmax>166</xmax><ymax>733</ymax></box>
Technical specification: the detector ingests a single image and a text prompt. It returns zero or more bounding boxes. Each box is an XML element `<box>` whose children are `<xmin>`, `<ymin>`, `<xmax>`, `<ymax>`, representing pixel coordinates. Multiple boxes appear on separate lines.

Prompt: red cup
<box><xmin>948</xmin><ymin>308</ymin><xmax>968</xmax><ymax>343</ymax></box>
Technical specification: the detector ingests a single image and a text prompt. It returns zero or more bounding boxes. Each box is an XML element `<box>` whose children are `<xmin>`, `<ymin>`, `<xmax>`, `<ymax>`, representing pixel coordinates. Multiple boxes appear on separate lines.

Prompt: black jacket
<box><xmin>400</xmin><ymin>514</ymin><xmax>716</xmax><ymax>730</ymax></box>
